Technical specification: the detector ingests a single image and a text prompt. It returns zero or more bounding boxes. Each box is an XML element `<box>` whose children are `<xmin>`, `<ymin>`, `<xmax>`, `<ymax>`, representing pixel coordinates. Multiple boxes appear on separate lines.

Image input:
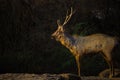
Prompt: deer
<box><xmin>51</xmin><ymin>8</ymin><xmax>119</xmax><ymax>78</ymax></box>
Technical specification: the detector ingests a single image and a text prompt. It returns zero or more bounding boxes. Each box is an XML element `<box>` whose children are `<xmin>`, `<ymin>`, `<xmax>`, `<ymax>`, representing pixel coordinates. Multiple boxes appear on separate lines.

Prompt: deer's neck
<box><xmin>59</xmin><ymin>33</ymin><xmax>75</xmax><ymax>49</ymax></box>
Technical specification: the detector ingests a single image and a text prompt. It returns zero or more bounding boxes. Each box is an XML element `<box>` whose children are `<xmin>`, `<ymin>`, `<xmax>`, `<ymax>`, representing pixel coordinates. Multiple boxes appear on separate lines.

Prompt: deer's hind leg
<box><xmin>102</xmin><ymin>51</ymin><xmax>114</xmax><ymax>78</ymax></box>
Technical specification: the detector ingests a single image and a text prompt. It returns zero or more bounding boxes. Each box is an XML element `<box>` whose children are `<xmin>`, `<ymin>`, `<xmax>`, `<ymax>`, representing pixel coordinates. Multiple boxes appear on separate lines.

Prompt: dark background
<box><xmin>0</xmin><ymin>0</ymin><xmax>120</xmax><ymax>76</ymax></box>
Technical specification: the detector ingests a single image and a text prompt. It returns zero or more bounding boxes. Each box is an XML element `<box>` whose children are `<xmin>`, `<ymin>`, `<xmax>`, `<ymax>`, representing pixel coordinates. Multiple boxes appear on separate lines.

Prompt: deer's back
<box><xmin>74</xmin><ymin>34</ymin><xmax>118</xmax><ymax>54</ymax></box>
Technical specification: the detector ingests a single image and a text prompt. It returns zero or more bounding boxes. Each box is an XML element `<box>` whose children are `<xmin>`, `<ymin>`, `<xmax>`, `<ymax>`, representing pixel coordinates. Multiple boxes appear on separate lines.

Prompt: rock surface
<box><xmin>0</xmin><ymin>73</ymin><xmax>120</xmax><ymax>80</ymax></box>
<box><xmin>0</xmin><ymin>73</ymin><xmax>81</xmax><ymax>80</ymax></box>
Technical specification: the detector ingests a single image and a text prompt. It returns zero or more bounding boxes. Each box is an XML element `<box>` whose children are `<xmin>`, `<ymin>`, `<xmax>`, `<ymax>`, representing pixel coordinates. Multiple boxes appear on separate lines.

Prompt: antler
<box><xmin>63</xmin><ymin>7</ymin><xmax>74</xmax><ymax>26</ymax></box>
<box><xmin>57</xmin><ymin>7</ymin><xmax>75</xmax><ymax>26</ymax></box>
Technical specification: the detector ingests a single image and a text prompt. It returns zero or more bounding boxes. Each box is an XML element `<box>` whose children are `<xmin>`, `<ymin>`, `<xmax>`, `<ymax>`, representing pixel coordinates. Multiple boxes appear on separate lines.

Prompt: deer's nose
<box><xmin>51</xmin><ymin>34</ymin><xmax>55</xmax><ymax>39</ymax></box>
<box><xmin>51</xmin><ymin>36</ymin><xmax>54</xmax><ymax>39</ymax></box>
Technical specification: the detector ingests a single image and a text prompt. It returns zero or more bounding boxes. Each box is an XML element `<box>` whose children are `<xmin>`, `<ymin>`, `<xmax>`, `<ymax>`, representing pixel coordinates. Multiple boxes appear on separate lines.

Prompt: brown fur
<box><xmin>51</xmin><ymin>8</ymin><xmax>119</xmax><ymax>78</ymax></box>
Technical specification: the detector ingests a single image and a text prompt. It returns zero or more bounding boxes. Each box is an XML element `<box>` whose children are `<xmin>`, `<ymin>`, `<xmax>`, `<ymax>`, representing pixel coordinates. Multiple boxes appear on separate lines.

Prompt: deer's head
<box><xmin>51</xmin><ymin>8</ymin><xmax>74</xmax><ymax>41</ymax></box>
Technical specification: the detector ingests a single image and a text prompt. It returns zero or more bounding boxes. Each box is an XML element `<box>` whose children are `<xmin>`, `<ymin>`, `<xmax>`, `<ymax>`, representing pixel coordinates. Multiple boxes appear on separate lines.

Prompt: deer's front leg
<box><xmin>75</xmin><ymin>55</ymin><xmax>81</xmax><ymax>76</ymax></box>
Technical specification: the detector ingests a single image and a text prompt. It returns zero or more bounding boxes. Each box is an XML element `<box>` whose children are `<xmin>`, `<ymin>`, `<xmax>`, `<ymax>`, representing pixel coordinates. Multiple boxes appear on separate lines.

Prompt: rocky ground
<box><xmin>0</xmin><ymin>69</ymin><xmax>120</xmax><ymax>80</ymax></box>
<box><xmin>0</xmin><ymin>73</ymin><xmax>78</xmax><ymax>80</ymax></box>
<box><xmin>0</xmin><ymin>73</ymin><xmax>120</xmax><ymax>80</ymax></box>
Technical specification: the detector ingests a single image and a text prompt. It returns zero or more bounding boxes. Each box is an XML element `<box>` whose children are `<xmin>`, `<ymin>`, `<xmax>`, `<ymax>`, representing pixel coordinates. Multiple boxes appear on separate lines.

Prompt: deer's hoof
<box><xmin>99</xmin><ymin>68</ymin><xmax>120</xmax><ymax>78</ymax></box>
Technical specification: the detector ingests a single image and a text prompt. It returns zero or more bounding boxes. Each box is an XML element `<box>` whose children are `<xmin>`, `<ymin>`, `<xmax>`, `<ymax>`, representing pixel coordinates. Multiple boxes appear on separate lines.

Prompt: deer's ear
<box><xmin>57</xmin><ymin>20</ymin><xmax>62</xmax><ymax>26</ymax></box>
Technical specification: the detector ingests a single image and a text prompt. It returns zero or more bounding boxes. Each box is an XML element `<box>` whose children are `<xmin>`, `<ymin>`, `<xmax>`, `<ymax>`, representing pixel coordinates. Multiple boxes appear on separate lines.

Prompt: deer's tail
<box><xmin>112</xmin><ymin>37</ymin><xmax>120</xmax><ymax>68</ymax></box>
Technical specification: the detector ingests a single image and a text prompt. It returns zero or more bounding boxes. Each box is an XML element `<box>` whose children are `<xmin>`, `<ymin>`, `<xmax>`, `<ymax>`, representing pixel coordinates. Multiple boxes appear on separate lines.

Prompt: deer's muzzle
<box><xmin>51</xmin><ymin>34</ymin><xmax>55</xmax><ymax>39</ymax></box>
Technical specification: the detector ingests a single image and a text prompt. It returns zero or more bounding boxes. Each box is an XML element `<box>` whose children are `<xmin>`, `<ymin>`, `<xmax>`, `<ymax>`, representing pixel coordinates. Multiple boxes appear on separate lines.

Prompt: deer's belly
<box><xmin>84</xmin><ymin>45</ymin><xmax>102</xmax><ymax>54</ymax></box>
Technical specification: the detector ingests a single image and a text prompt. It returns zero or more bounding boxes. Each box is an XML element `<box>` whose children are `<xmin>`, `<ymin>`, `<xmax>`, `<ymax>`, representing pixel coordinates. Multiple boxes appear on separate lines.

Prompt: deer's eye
<box><xmin>57</xmin><ymin>35</ymin><xmax>62</xmax><ymax>39</ymax></box>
